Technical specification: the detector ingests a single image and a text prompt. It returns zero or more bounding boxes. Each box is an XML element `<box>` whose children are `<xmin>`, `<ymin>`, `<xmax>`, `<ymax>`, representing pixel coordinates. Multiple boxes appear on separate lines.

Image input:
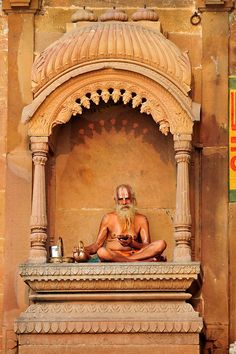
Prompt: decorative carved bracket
<box><xmin>2</xmin><ymin>0</ymin><xmax>42</xmax><ymax>13</ymax></box>
<box><xmin>197</xmin><ymin>0</ymin><xmax>234</xmax><ymax>11</ymax></box>
<box><xmin>18</xmin><ymin>262</ymin><xmax>202</xmax><ymax>293</ymax></box>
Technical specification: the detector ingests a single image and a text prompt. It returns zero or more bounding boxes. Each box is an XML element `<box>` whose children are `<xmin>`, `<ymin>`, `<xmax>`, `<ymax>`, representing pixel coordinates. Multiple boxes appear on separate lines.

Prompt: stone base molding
<box><xmin>15</xmin><ymin>262</ymin><xmax>203</xmax><ymax>353</ymax></box>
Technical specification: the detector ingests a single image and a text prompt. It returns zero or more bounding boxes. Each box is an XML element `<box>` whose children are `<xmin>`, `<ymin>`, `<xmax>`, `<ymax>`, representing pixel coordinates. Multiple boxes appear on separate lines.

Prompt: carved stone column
<box><xmin>29</xmin><ymin>137</ymin><xmax>48</xmax><ymax>263</ymax></box>
<box><xmin>173</xmin><ymin>134</ymin><xmax>192</xmax><ymax>262</ymax></box>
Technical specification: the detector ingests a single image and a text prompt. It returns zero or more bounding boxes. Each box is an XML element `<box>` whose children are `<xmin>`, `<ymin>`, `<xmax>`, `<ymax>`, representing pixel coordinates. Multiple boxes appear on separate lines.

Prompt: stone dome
<box><xmin>32</xmin><ymin>22</ymin><xmax>191</xmax><ymax>96</ymax></box>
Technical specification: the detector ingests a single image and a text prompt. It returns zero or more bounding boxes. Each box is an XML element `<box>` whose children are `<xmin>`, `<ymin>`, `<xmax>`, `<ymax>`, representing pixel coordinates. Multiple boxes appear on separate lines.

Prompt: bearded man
<box><xmin>84</xmin><ymin>184</ymin><xmax>167</xmax><ymax>262</ymax></box>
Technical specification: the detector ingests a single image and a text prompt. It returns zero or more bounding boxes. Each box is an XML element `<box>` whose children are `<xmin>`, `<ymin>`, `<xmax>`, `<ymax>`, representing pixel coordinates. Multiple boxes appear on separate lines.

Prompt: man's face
<box><xmin>116</xmin><ymin>187</ymin><xmax>132</xmax><ymax>207</ymax></box>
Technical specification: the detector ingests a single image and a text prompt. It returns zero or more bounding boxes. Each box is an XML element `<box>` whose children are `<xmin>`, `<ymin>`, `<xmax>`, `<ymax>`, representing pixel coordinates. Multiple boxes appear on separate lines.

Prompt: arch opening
<box><xmin>25</xmin><ymin>22</ymin><xmax>195</xmax><ymax>264</ymax></box>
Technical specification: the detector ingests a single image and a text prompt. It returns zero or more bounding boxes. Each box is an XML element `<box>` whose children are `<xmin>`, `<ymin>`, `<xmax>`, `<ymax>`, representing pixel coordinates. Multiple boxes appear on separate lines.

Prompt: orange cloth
<box><xmin>115</xmin><ymin>249</ymin><xmax>140</xmax><ymax>257</ymax></box>
<box><xmin>114</xmin><ymin>250</ymin><xmax>167</xmax><ymax>262</ymax></box>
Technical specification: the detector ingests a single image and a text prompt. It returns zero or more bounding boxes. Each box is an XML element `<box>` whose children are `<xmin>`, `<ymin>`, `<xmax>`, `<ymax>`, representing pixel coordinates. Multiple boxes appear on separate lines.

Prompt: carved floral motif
<box><xmin>19</xmin><ymin>262</ymin><xmax>201</xmax><ymax>276</ymax></box>
<box><xmin>15</xmin><ymin>319</ymin><xmax>203</xmax><ymax>334</ymax></box>
<box><xmin>24</xmin><ymin>302</ymin><xmax>195</xmax><ymax>315</ymax></box>
<box><xmin>27</xmin><ymin>70</ymin><xmax>193</xmax><ymax>137</ymax></box>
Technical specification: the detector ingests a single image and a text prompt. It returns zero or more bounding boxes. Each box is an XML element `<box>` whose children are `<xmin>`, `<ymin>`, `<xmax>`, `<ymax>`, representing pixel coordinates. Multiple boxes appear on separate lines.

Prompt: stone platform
<box><xmin>15</xmin><ymin>262</ymin><xmax>203</xmax><ymax>354</ymax></box>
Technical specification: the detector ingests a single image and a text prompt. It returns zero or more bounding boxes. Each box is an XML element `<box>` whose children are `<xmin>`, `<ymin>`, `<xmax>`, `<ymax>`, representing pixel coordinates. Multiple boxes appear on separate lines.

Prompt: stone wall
<box><xmin>229</xmin><ymin>11</ymin><xmax>236</xmax><ymax>348</ymax></box>
<box><xmin>0</xmin><ymin>0</ymin><xmax>234</xmax><ymax>352</ymax></box>
<box><xmin>0</xmin><ymin>2</ymin><xmax>7</xmax><ymax>351</ymax></box>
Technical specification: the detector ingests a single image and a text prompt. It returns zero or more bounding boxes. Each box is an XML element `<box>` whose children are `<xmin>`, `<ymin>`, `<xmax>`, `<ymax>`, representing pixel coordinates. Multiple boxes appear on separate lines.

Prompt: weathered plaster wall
<box><xmin>1</xmin><ymin>0</ymin><xmax>234</xmax><ymax>353</ymax></box>
<box><xmin>0</xmin><ymin>1</ymin><xmax>204</xmax><ymax>352</ymax></box>
<box><xmin>2</xmin><ymin>9</ymin><xmax>33</xmax><ymax>354</ymax></box>
<box><xmin>200</xmin><ymin>11</ymin><xmax>229</xmax><ymax>353</ymax></box>
<box><xmin>0</xmin><ymin>2</ymin><xmax>7</xmax><ymax>351</ymax></box>
<box><xmin>229</xmin><ymin>12</ymin><xmax>236</xmax><ymax>346</ymax></box>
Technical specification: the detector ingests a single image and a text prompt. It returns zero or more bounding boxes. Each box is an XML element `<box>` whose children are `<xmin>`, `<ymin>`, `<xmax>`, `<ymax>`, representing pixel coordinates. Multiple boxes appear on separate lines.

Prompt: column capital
<box><xmin>30</xmin><ymin>137</ymin><xmax>49</xmax><ymax>155</ymax></box>
<box><xmin>174</xmin><ymin>134</ymin><xmax>192</xmax><ymax>153</ymax></box>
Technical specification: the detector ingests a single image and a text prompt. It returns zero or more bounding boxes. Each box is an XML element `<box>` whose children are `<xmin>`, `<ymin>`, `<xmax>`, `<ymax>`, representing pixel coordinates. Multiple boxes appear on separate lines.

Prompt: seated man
<box><xmin>84</xmin><ymin>184</ymin><xmax>167</xmax><ymax>262</ymax></box>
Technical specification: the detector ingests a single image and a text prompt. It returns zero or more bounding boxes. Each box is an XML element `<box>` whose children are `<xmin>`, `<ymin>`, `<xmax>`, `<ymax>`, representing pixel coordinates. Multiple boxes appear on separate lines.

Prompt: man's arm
<box><xmin>139</xmin><ymin>215</ymin><xmax>151</xmax><ymax>244</ymax></box>
<box><xmin>84</xmin><ymin>214</ymin><xmax>110</xmax><ymax>254</ymax></box>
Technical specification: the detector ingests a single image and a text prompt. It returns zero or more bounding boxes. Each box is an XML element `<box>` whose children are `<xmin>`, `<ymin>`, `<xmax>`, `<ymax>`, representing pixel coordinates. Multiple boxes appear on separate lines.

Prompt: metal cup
<box><xmin>50</xmin><ymin>245</ymin><xmax>60</xmax><ymax>258</ymax></box>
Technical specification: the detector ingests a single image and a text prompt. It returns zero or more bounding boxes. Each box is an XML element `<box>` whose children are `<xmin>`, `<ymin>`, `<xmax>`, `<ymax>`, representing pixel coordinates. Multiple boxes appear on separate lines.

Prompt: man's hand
<box><xmin>117</xmin><ymin>234</ymin><xmax>133</xmax><ymax>247</ymax></box>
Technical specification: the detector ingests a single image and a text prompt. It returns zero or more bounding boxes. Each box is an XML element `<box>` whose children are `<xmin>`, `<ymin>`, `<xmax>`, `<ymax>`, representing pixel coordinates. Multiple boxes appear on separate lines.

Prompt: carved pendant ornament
<box><xmin>26</xmin><ymin>71</ymin><xmax>193</xmax><ymax>137</ymax></box>
<box><xmin>54</xmin><ymin>88</ymin><xmax>169</xmax><ymax>134</ymax></box>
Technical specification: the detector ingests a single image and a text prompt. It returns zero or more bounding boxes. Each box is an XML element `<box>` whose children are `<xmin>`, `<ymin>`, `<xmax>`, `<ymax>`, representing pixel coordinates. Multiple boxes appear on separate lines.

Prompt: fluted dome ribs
<box><xmin>32</xmin><ymin>22</ymin><xmax>191</xmax><ymax>96</ymax></box>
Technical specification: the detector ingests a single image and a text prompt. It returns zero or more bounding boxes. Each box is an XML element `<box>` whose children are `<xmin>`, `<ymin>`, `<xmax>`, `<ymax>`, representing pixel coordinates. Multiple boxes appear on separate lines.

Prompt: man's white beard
<box><xmin>116</xmin><ymin>203</ymin><xmax>136</xmax><ymax>233</ymax></box>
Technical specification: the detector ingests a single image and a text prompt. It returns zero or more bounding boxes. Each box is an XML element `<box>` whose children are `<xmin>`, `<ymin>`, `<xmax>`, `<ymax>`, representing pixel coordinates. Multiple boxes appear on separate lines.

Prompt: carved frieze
<box><xmin>26</xmin><ymin>70</ymin><xmax>193</xmax><ymax>137</ymax></box>
<box><xmin>15</xmin><ymin>319</ymin><xmax>203</xmax><ymax>335</ymax></box>
<box><xmin>15</xmin><ymin>300</ymin><xmax>203</xmax><ymax>335</ymax></box>
<box><xmin>24</xmin><ymin>302</ymin><xmax>195</xmax><ymax>315</ymax></box>
<box><xmin>19</xmin><ymin>262</ymin><xmax>201</xmax><ymax>292</ymax></box>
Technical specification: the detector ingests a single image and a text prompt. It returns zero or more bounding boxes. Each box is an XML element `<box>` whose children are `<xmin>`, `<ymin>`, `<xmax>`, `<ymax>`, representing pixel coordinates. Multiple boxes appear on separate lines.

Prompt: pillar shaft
<box><xmin>173</xmin><ymin>135</ymin><xmax>192</xmax><ymax>262</ymax></box>
<box><xmin>29</xmin><ymin>137</ymin><xmax>48</xmax><ymax>263</ymax></box>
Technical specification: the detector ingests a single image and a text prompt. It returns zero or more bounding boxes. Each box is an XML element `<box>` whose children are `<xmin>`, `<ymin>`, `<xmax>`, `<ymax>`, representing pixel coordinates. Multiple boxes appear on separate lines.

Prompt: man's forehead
<box><xmin>117</xmin><ymin>187</ymin><xmax>131</xmax><ymax>198</ymax></box>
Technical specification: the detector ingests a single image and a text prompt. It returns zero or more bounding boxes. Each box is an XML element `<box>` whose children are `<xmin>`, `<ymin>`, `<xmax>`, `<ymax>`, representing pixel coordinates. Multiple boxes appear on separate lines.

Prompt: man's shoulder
<box><xmin>135</xmin><ymin>211</ymin><xmax>147</xmax><ymax>218</ymax></box>
<box><xmin>135</xmin><ymin>212</ymin><xmax>148</xmax><ymax>222</ymax></box>
<box><xmin>102</xmin><ymin>211</ymin><xmax>116</xmax><ymax>221</ymax></box>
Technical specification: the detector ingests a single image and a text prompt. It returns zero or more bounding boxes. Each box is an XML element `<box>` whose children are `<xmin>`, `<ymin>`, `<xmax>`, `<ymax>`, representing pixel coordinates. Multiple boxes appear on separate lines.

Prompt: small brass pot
<box><xmin>73</xmin><ymin>241</ymin><xmax>90</xmax><ymax>262</ymax></box>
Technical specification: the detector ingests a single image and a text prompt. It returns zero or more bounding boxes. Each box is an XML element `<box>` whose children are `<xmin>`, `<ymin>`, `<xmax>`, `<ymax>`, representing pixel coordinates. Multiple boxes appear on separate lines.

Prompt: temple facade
<box><xmin>0</xmin><ymin>0</ymin><xmax>235</xmax><ymax>353</ymax></box>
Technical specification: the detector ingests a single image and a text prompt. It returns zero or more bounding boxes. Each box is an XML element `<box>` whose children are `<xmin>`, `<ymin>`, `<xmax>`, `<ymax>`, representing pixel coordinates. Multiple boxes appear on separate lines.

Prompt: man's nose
<box><xmin>121</xmin><ymin>199</ymin><xmax>128</xmax><ymax>205</ymax></box>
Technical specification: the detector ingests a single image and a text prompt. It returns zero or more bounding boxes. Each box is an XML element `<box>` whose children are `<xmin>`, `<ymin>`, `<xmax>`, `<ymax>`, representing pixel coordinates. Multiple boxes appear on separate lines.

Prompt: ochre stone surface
<box><xmin>200</xmin><ymin>12</ymin><xmax>228</xmax><ymax>147</ymax></box>
<box><xmin>0</xmin><ymin>5</ymin><xmax>7</xmax><ymax>352</ymax></box>
<box><xmin>0</xmin><ymin>0</ymin><xmax>235</xmax><ymax>352</ymax></box>
<box><xmin>200</xmin><ymin>11</ymin><xmax>229</xmax><ymax>352</ymax></box>
<box><xmin>201</xmin><ymin>147</ymin><xmax>229</xmax><ymax>350</ymax></box>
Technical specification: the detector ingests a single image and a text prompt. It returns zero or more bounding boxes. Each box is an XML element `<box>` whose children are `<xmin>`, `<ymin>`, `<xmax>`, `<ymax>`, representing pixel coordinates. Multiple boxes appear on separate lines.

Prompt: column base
<box><xmin>173</xmin><ymin>246</ymin><xmax>192</xmax><ymax>262</ymax></box>
<box><xmin>28</xmin><ymin>248</ymin><xmax>47</xmax><ymax>263</ymax></box>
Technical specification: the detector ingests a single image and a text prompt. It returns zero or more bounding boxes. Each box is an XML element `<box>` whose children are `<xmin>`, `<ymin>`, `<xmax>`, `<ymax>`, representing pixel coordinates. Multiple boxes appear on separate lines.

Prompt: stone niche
<box><xmin>49</xmin><ymin>103</ymin><xmax>176</xmax><ymax>261</ymax></box>
<box><xmin>15</xmin><ymin>20</ymin><xmax>203</xmax><ymax>353</ymax></box>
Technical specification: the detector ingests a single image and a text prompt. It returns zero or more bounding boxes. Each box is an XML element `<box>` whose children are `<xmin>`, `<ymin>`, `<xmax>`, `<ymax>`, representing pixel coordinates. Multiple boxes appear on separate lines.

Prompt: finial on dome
<box><xmin>99</xmin><ymin>7</ymin><xmax>128</xmax><ymax>22</ymax></box>
<box><xmin>131</xmin><ymin>7</ymin><xmax>159</xmax><ymax>21</ymax></box>
<box><xmin>71</xmin><ymin>7</ymin><xmax>97</xmax><ymax>23</ymax></box>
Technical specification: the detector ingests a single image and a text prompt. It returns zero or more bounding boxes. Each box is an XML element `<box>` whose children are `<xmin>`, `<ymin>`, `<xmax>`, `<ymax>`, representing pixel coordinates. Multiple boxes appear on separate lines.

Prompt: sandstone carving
<box><xmin>71</xmin><ymin>7</ymin><xmax>97</xmax><ymax>23</ymax></box>
<box><xmin>26</xmin><ymin>71</ymin><xmax>193</xmax><ymax>137</ymax></box>
<box><xmin>131</xmin><ymin>7</ymin><xmax>159</xmax><ymax>21</ymax></box>
<box><xmin>16</xmin><ymin>262</ymin><xmax>202</xmax><ymax>344</ymax></box>
<box><xmin>99</xmin><ymin>8</ymin><xmax>128</xmax><ymax>22</ymax></box>
<box><xmin>31</xmin><ymin>22</ymin><xmax>191</xmax><ymax>96</ymax></box>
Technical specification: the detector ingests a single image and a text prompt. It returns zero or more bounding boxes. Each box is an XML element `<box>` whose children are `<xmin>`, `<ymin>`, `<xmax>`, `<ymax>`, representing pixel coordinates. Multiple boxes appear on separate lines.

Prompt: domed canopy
<box><xmin>32</xmin><ymin>22</ymin><xmax>191</xmax><ymax>96</ymax></box>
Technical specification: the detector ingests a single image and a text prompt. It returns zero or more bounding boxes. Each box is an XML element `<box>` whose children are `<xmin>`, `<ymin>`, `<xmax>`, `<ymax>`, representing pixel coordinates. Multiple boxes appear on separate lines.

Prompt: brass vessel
<box><xmin>73</xmin><ymin>241</ymin><xmax>90</xmax><ymax>262</ymax></box>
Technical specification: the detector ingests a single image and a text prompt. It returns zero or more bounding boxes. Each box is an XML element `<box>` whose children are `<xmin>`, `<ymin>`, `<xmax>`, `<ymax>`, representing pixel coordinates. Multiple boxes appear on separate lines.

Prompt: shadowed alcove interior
<box><xmin>48</xmin><ymin>100</ymin><xmax>176</xmax><ymax>261</ymax></box>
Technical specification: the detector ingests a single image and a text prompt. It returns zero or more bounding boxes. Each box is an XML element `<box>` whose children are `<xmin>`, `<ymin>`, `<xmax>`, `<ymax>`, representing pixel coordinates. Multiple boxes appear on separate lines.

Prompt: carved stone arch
<box><xmin>25</xmin><ymin>21</ymin><xmax>197</xmax><ymax>264</ymax></box>
<box><xmin>27</xmin><ymin>69</ymin><xmax>193</xmax><ymax>137</ymax></box>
